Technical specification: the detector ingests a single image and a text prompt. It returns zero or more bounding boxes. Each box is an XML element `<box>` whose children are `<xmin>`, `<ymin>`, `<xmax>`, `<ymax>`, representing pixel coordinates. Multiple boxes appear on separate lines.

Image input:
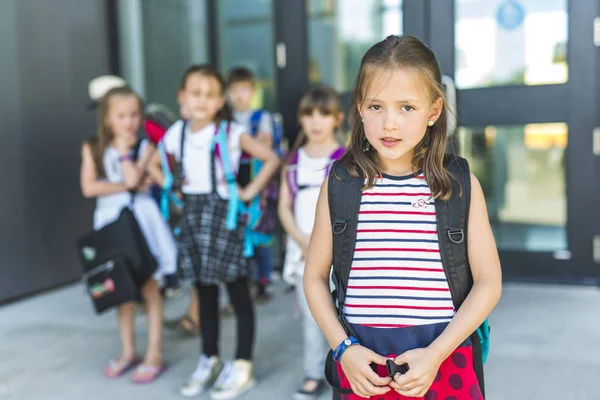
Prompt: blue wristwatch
<box><xmin>332</xmin><ymin>336</ymin><xmax>359</xmax><ymax>362</ymax></box>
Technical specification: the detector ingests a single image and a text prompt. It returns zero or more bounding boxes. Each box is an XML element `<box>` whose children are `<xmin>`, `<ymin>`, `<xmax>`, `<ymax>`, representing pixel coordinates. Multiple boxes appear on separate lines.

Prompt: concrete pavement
<box><xmin>1</xmin><ymin>281</ymin><xmax>599</xmax><ymax>400</ymax></box>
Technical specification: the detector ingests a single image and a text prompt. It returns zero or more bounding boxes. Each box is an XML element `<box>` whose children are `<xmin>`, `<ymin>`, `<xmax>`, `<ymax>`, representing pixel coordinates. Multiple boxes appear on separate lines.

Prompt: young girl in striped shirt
<box><xmin>304</xmin><ymin>35</ymin><xmax>502</xmax><ymax>400</ymax></box>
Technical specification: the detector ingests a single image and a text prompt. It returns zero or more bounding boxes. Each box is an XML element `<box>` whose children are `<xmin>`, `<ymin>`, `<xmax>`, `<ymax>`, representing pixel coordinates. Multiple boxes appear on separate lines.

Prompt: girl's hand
<box><xmin>238</xmin><ymin>187</ymin><xmax>252</xmax><ymax>203</ymax></box>
<box><xmin>389</xmin><ymin>347</ymin><xmax>443</xmax><ymax>398</ymax></box>
<box><xmin>339</xmin><ymin>345</ymin><xmax>392</xmax><ymax>398</ymax></box>
<box><xmin>299</xmin><ymin>234</ymin><xmax>311</xmax><ymax>260</ymax></box>
<box><xmin>136</xmin><ymin>176</ymin><xmax>154</xmax><ymax>193</ymax></box>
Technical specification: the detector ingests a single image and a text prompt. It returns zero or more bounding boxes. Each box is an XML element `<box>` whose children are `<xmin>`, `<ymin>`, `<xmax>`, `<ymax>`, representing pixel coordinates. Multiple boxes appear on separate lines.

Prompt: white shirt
<box><xmin>96</xmin><ymin>140</ymin><xmax>152</xmax><ymax>210</ymax></box>
<box><xmin>282</xmin><ymin>148</ymin><xmax>332</xmax><ymax>284</ymax></box>
<box><xmin>162</xmin><ymin>120</ymin><xmax>246</xmax><ymax>199</ymax></box>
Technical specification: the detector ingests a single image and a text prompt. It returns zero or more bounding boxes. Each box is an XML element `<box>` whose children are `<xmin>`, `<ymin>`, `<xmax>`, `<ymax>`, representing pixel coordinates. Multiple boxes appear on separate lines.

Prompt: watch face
<box><xmin>344</xmin><ymin>339</ymin><xmax>351</xmax><ymax>346</ymax></box>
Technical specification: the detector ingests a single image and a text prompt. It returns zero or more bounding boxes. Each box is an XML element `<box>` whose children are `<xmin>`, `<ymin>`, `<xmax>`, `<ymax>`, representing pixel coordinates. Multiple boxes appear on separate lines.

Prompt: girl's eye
<box><xmin>402</xmin><ymin>105</ymin><xmax>415</xmax><ymax>112</ymax></box>
<box><xmin>368</xmin><ymin>104</ymin><xmax>382</xmax><ymax>111</ymax></box>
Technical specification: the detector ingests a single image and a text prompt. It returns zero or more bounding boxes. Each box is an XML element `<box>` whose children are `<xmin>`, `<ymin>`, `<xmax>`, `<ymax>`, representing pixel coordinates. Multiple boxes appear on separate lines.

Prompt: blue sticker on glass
<box><xmin>496</xmin><ymin>0</ymin><xmax>525</xmax><ymax>31</ymax></box>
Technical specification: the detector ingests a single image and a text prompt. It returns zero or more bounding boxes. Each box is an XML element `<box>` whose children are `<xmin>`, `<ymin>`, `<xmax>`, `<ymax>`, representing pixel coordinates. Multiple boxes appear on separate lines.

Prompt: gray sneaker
<box><xmin>180</xmin><ymin>355</ymin><xmax>223</xmax><ymax>397</ymax></box>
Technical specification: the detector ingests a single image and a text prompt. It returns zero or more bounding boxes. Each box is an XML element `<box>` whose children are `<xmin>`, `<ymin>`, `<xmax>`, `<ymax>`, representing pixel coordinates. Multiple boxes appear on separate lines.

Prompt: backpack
<box><xmin>326</xmin><ymin>155</ymin><xmax>489</xmax><ymax>397</ymax></box>
<box><xmin>242</xmin><ymin>110</ymin><xmax>282</xmax><ymax>236</ymax></box>
<box><xmin>285</xmin><ymin>146</ymin><xmax>346</xmax><ymax>206</ymax></box>
<box><xmin>250</xmin><ymin>109</ymin><xmax>285</xmax><ymax>157</ymax></box>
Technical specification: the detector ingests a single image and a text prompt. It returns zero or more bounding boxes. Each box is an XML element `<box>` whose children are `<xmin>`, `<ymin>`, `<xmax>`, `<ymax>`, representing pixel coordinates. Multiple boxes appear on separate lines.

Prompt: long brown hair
<box><xmin>87</xmin><ymin>86</ymin><xmax>143</xmax><ymax>177</ymax></box>
<box><xmin>339</xmin><ymin>35</ymin><xmax>454</xmax><ymax>200</ymax></box>
<box><xmin>286</xmin><ymin>85</ymin><xmax>342</xmax><ymax>165</ymax></box>
<box><xmin>179</xmin><ymin>64</ymin><xmax>232</xmax><ymax>122</ymax></box>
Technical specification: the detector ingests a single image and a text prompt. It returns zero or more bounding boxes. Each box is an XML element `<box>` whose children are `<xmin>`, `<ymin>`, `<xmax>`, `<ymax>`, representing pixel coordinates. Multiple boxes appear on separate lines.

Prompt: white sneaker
<box><xmin>180</xmin><ymin>355</ymin><xmax>223</xmax><ymax>397</ymax></box>
<box><xmin>210</xmin><ymin>360</ymin><xmax>256</xmax><ymax>400</ymax></box>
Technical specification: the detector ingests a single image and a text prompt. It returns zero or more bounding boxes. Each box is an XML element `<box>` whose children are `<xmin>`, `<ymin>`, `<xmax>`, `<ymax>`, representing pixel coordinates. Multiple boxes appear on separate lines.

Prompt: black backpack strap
<box><xmin>172</xmin><ymin>120</ymin><xmax>187</xmax><ymax>192</ymax></box>
<box><xmin>436</xmin><ymin>155</ymin><xmax>472</xmax><ymax>307</ymax></box>
<box><xmin>435</xmin><ymin>155</ymin><xmax>485</xmax><ymax>397</ymax></box>
<box><xmin>131</xmin><ymin>138</ymin><xmax>144</xmax><ymax>162</ymax></box>
<box><xmin>325</xmin><ymin>161</ymin><xmax>365</xmax><ymax>395</ymax></box>
<box><xmin>328</xmin><ymin>161</ymin><xmax>363</xmax><ymax>317</ymax></box>
<box><xmin>179</xmin><ymin>120</ymin><xmax>187</xmax><ymax>165</ymax></box>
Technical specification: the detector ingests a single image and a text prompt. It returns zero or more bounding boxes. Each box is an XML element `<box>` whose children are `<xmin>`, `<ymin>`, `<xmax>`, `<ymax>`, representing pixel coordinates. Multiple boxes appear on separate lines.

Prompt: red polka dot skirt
<box><xmin>330</xmin><ymin>323</ymin><xmax>484</xmax><ymax>400</ymax></box>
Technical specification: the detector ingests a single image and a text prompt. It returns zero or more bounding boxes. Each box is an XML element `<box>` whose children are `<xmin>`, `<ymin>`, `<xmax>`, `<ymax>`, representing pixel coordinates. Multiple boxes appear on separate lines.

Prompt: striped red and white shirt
<box><xmin>342</xmin><ymin>172</ymin><xmax>455</xmax><ymax>328</ymax></box>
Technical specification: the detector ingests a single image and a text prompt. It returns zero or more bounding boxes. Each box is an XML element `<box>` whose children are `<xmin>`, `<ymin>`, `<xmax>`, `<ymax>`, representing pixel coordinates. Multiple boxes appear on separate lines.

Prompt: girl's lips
<box><xmin>380</xmin><ymin>137</ymin><xmax>401</xmax><ymax>148</ymax></box>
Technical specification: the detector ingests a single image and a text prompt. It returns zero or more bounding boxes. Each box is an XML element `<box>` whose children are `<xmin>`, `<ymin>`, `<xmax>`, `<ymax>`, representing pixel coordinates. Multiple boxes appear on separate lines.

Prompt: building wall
<box><xmin>0</xmin><ymin>0</ymin><xmax>112</xmax><ymax>303</ymax></box>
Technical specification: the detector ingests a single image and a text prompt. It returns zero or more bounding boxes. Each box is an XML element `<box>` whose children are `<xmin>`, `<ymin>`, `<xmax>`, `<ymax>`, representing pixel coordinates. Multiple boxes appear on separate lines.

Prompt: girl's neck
<box><xmin>379</xmin><ymin>151</ymin><xmax>417</xmax><ymax>176</ymax></box>
<box><xmin>189</xmin><ymin>118</ymin><xmax>213</xmax><ymax>133</ymax></box>
<box><xmin>303</xmin><ymin>136</ymin><xmax>339</xmax><ymax>158</ymax></box>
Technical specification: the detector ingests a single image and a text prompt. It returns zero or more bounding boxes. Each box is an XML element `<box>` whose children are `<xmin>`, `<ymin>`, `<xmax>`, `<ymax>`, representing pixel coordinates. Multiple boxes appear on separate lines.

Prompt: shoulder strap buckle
<box><xmin>332</xmin><ymin>220</ymin><xmax>348</xmax><ymax>235</ymax></box>
<box><xmin>447</xmin><ymin>228</ymin><xmax>465</xmax><ymax>244</ymax></box>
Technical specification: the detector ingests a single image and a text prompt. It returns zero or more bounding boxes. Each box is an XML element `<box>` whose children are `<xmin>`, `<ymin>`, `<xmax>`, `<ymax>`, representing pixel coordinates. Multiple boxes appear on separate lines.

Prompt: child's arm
<box><xmin>238</xmin><ymin>133</ymin><xmax>280</xmax><ymax>201</ymax></box>
<box><xmin>146</xmin><ymin>149</ymin><xmax>165</xmax><ymax>187</ymax></box>
<box><xmin>304</xmin><ymin>178</ymin><xmax>392</xmax><ymax>398</ymax></box>
<box><xmin>256</xmin><ymin>113</ymin><xmax>273</xmax><ymax>148</ymax></box>
<box><xmin>114</xmin><ymin>136</ymin><xmax>146</xmax><ymax>190</ymax></box>
<box><xmin>80</xmin><ymin>143</ymin><xmax>127</xmax><ymax>198</ymax></box>
<box><xmin>391</xmin><ymin>174</ymin><xmax>502</xmax><ymax>398</ymax></box>
<box><xmin>256</xmin><ymin>132</ymin><xmax>273</xmax><ymax>148</ymax></box>
<box><xmin>277</xmin><ymin>169</ymin><xmax>310</xmax><ymax>254</ymax></box>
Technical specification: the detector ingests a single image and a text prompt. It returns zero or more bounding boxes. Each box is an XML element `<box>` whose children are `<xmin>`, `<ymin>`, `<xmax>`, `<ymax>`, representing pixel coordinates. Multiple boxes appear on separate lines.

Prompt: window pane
<box><xmin>218</xmin><ymin>0</ymin><xmax>276</xmax><ymax>110</ymax></box>
<box><xmin>307</xmin><ymin>0</ymin><xmax>403</xmax><ymax>92</ymax></box>
<box><xmin>142</xmin><ymin>0</ymin><xmax>209</xmax><ymax>113</ymax></box>
<box><xmin>458</xmin><ymin>123</ymin><xmax>567</xmax><ymax>252</ymax></box>
<box><xmin>455</xmin><ymin>0</ymin><xmax>568</xmax><ymax>89</ymax></box>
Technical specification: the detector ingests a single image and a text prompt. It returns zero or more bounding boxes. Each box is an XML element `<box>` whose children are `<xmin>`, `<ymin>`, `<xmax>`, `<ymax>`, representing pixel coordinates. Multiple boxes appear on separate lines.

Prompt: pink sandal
<box><xmin>132</xmin><ymin>363</ymin><xmax>167</xmax><ymax>384</ymax></box>
<box><xmin>103</xmin><ymin>358</ymin><xmax>140</xmax><ymax>379</ymax></box>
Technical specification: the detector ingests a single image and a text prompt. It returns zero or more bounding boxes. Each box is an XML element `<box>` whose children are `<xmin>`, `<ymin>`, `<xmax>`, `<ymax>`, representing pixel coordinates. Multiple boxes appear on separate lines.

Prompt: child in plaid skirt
<box><xmin>153</xmin><ymin>65</ymin><xmax>279</xmax><ymax>399</ymax></box>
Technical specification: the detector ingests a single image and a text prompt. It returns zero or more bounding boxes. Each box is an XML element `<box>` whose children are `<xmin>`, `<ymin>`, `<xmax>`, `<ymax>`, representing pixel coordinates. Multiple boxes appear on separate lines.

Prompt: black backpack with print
<box><xmin>325</xmin><ymin>155</ymin><xmax>487</xmax><ymax>397</ymax></box>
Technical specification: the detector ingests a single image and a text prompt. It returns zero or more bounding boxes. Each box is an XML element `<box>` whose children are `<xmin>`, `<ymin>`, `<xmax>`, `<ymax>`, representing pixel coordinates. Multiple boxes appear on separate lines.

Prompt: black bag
<box><xmin>81</xmin><ymin>251</ymin><xmax>138</xmax><ymax>314</ymax></box>
<box><xmin>77</xmin><ymin>206</ymin><xmax>158</xmax><ymax>313</ymax></box>
<box><xmin>325</xmin><ymin>155</ymin><xmax>486</xmax><ymax>398</ymax></box>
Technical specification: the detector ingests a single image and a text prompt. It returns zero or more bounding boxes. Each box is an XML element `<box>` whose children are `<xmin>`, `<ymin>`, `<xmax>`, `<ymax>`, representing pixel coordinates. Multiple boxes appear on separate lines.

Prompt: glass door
<box><xmin>427</xmin><ymin>0</ymin><xmax>598</xmax><ymax>282</ymax></box>
<box><xmin>305</xmin><ymin>0</ymin><xmax>404</xmax><ymax>123</ymax></box>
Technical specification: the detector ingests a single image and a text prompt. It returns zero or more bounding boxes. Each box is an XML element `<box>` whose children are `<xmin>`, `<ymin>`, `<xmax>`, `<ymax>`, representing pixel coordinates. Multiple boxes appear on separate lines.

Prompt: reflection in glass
<box><xmin>455</xmin><ymin>0</ymin><xmax>568</xmax><ymax>89</ymax></box>
<box><xmin>458</xmin><ymin>123</ymin><xmax>567</xmax><ymax>252</ymax></box>
<box><xmin>218</xmin><ymin>0</ymin><xmax>276</xmax><ymax>110</ymax></box>
<box><xmin>141</xmin><ymin>0</ymin><xmax>208</xmax><ymax>113</ymax></box>
<box><xmin>307</xmin><ymin>0</ymin><xmax>403</xmax><ymax>92</ymax></box>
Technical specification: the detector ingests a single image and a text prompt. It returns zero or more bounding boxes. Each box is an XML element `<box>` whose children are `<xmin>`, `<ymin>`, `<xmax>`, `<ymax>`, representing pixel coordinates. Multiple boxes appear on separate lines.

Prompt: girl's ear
<box><xmin>336</xmin><ymin>112</ymin><xmax>345</xmax><ymax>127</ymax></box>
<box><xmin>428</xmin><ymin>97</ymin><xmax>444</xmax><ymax>124</ymax></box>
<box><xmin>356</xmin><ymin>101</ymin><xmax>363</xmax><ymax>120</ymax></box>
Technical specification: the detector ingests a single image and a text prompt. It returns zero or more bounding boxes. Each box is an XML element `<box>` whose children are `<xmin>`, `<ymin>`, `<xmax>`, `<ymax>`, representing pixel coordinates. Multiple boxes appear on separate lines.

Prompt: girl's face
<box><xmin>358</xmin><ymin>68</ymin><xmax>442</xmax><ymax>165</ymax></box>
<box><xmin>180</xmin><ymin>73</ymin><xmax>225</xmax><ymax>122</ymax></box>
<box><xmin>299</xmin><ymin>109</ymin><xmax>341</xmax><ymax>145</ymax></box>
<box><xmin>105</xmin><ymin>94</ymin><xmax>141</xmax><ymax>138</ymax></box>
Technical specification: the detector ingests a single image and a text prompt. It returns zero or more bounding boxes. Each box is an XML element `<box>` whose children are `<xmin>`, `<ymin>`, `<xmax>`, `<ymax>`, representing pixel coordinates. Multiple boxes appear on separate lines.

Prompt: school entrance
<box><xmin>119</xmin><ymin>0</ymin><xmax>600</xmax><ymax>284</ymax></box>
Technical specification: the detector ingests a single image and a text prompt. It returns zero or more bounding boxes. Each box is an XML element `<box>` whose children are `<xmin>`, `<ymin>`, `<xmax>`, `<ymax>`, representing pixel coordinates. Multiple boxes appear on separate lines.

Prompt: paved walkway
<box><xmin>1</xmin><ymin>281</ymin><xmax>599</xmax><ymax>399</ymax></box>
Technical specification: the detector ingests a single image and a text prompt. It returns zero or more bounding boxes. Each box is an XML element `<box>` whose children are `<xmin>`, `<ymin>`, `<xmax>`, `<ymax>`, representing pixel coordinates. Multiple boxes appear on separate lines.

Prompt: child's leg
<box><xmin>117</xmin><ymin>302</ymin><xmax>137</xmax><ymax>361</ymax></box>
<box><xmin>140</xmin><ymin>279</ymin><xmax>163</xmax><ymax>366</ymax></box>
<box><xmin>255</xmin><ymin>246</ymin><xmax>273</xmax><ymax>286</ymax></box>
<box><xmin>104</xmin><ymin>302</ymin><xmax>138</xmax><ymax>377</ymax></box>
<box><xmin>196</xmin><ymin>282</ymin><xmax>220</xmax><ymax>357</ymax></box>
<box><xmin>225</xmin><ymin>278</ymin><xmax>255</xmax><ymax>360</ymax></box>
<box><xmin>188</xmin><ymin>287</ymin><xmax>200</xmax><ymax>326</ymax></box>
<box><xmin>295</xmin><ymin>274</ymin><xmax>327</xmax><ymax>382</ymax></box>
